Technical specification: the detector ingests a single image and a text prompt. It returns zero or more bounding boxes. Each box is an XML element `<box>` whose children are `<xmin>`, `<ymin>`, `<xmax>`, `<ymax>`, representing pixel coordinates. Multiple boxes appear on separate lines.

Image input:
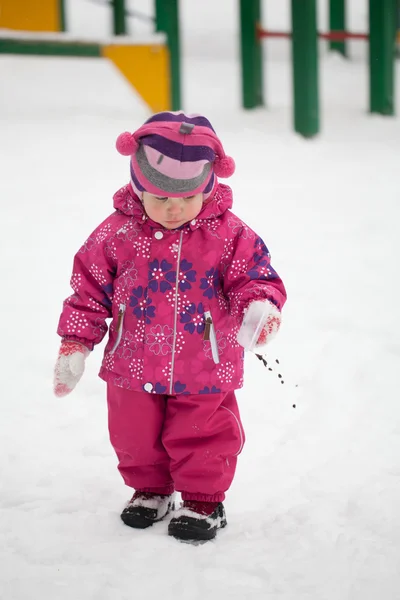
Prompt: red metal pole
<box><xmin>257</xmin><ymin>29</ymin><xmax>368</xmax><ymax>41</ymax></box>
<box><xmin>320</xmin><ymin>31</ymin><xmax>368</xmax><ymax>41</ymax></box>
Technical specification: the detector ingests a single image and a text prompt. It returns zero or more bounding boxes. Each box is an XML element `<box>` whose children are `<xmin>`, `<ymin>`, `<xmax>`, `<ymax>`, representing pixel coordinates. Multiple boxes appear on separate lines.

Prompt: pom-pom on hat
<box><xmin>116</xmin><ymin>111</ymin><xmax>235</xmax><ymax>200</ymax></box>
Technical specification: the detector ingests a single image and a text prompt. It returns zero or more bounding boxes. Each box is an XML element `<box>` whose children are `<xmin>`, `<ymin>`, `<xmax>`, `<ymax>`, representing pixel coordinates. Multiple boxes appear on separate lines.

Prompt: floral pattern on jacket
<box><xmin>57</xmin><ymin>183</ymin><xmax>287</xmax><ymax>394</ymax></box>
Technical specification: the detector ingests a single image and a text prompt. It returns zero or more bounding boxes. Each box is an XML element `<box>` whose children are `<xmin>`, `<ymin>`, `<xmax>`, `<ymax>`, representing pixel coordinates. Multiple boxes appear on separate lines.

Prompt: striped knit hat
<box><xmin>116</xmin><ymin>111</ymin><xmax>235</xmax><ymax>200</ymax></box>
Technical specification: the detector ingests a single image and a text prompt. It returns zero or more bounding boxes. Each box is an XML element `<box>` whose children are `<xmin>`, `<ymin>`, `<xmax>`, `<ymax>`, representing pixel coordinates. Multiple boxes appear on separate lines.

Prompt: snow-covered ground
<box><xmin>1</xmin><ymin>1</ymin><xmax>400</xmax><ymax>598</ymax></box>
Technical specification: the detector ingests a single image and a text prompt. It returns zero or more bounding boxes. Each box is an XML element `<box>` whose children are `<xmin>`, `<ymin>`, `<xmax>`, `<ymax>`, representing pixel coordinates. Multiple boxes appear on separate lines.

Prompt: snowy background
<box><xmin>1</xmin><ymin>0</ymin><xmax>400</xmax><ymax>598</ymax></box>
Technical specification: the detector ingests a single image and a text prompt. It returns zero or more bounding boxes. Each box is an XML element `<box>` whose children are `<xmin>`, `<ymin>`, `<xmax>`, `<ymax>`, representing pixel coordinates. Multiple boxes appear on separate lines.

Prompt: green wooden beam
<box><xmin>155</xmin><ymin>0</ymin><xmax>181</xmax><ymax>110</ymax></box>
<box><xmin>112</xmin><ymin>0</ymin><xmax>127</xmax><ymax>35</ymax></box>
<box><xmin>369</xmin><ymin>0</ymin><xmax>397</xmax><ymax>115</ymax></box>
<box><xmin>291</xmin><ymin>0</ymin><xmax>319</xmax><ymax>137</ymax></box>
<box><xmin>329</xmin><ymin>0</ymin><xmax>347</xmax><ymax>56</ymax></box>
<box><xmin>59</xmin><ymin>0</ymin><xmax>67</xmax><ymax>32</ymax></box>
<box><xmin>0</xmin><ymin>38</ymin><xmax>101</xmax><ymax>57</ymax></box>
<box><xmin>239</xmin><ymin>0</ymin><xmax>264</xmax><ymax>109</ymax></box>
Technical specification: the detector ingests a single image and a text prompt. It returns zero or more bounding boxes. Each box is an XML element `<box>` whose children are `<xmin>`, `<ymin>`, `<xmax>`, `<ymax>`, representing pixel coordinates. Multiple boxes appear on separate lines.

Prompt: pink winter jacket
<box><xmin>57</xmin><ymin>183</ymin><xmax>286</xmax><ymax>395</ymax></box>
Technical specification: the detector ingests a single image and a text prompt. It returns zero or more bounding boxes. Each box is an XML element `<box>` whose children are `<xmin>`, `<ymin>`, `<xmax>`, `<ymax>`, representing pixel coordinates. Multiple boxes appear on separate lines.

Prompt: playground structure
<box><xmin>0</xmin><ymin>1</ymin><xmax>399</xmax><ymax>136</ymax></box>
<box><xmin>240</xmin><ymin>0</ymin><xmax>400</xmax><ymax>137</ymax></box>
<box><xmin>0</xmin><ymin>0</ymin><xmax>180</xmax><ymax>113</ymax></box>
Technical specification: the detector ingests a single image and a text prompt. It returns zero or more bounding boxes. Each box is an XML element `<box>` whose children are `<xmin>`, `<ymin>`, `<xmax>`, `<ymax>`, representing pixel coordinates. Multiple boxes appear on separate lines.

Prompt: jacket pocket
<box><xmin>109</xmin><ymin>303</ymin><xmax>126</xmax><ymax>355</ymax></box>
<box><xmin>203</xmin><ymin>309</ymin><xmax>220</xmax><ymax>364</ymax></box>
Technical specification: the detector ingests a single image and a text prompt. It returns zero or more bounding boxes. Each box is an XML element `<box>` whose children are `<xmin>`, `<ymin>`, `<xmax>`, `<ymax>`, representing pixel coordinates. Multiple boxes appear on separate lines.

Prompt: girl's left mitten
<box><xmin>237</xmin><ymin>300</ymin><xmax>282</xmax><ymax>351</ymax></box>
<box><xmin>53</xmin><ymin>341</ymin><xmax>90</xmax><ymax>397</ymax></box>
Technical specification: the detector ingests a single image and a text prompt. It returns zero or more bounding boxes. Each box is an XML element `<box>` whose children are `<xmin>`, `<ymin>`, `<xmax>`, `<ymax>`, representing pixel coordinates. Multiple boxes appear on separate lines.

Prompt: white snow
<box><xmin>1</xmin><ymin>1</ymin><xmax>400</xmax><ymax>598</ymax></box>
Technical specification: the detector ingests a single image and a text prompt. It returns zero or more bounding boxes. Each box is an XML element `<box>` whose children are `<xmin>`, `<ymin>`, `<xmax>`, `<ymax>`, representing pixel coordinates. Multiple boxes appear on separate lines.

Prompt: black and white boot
<box><xmin>121</xmin><ymin>491</ymin><xmax>175</xmax><ymax>529</ymax></box>
<box><xmin>168</xmin><ymin>500</ymin><xmax>227</xmax><ymax>542</ymax></box>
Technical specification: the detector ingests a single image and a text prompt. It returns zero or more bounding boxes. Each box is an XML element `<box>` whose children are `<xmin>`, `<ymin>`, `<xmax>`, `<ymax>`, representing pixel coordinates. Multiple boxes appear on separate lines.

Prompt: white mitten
<box><xmin>237</xmin><ymin>300</ymin><xmax>281</xmax><ymax>351</ymax></box>
<box><xmin>53</xmin><ymin>341</ymin><xmax>90</xmax><ymax>397</ymax></box>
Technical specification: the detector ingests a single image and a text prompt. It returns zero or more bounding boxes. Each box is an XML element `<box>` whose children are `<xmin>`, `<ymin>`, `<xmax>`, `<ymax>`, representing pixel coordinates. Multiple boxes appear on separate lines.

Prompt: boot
<box><xmin>121</xmin><ymin>491</ymin><xmax>175</xmax><ymax>529</ymax></box>
<box><xmin>168</xmin><ymin>500</ymin><xmax>227</xmax><ymax>542</ymax></box>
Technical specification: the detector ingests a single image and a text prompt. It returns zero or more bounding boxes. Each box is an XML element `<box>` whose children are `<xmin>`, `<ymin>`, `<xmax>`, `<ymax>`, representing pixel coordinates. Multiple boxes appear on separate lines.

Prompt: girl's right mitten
<box><xmin>53</xmin><ymin>341</ymin><xmax>90</xmax><ymax>397</ymax></box>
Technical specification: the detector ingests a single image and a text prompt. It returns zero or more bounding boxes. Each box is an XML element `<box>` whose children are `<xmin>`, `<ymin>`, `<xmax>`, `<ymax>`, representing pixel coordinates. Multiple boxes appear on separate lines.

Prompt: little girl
<box><xmin>54</xmin><ymin>112</ymin><xmax>286</xmax><ymax>543</ymax></box>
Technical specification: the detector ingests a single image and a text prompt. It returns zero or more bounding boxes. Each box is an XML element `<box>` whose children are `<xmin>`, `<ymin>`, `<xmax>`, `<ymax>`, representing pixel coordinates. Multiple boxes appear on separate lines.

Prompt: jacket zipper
<box><xmin>203</xmin><ymin>310</ymin><xmax>220</xmax><ymax>364</ymax></box>
<box><xmin>169</xmin><ymin>231</ymin><xmax>184</xmax><ymax>394</ymax></box>
<box><xmin>109</xmin><ymin>303</ymin><xmax>126</xmax><ymax>354</ymax></box>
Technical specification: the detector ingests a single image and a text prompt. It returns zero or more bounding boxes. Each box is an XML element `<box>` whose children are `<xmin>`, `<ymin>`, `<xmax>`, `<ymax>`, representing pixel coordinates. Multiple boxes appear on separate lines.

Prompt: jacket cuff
<box><xmin>61</xmin><ymin>336</ymin><xmax>94</xmax><ymax>351</ymax></box>
<box><xmin>242</xmin><ymin>297</ymin><xmax>280</xmax><ymax>318</ymax></box>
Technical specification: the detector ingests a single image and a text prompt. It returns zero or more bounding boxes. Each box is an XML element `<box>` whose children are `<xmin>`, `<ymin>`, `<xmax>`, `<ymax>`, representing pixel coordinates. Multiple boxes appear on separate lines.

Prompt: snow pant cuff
<box><xmin>181</xmin><ymin>491</ymin><xmax>225</xmax><ymax>502</ymax></box>
<box><xmin>137</xmin><ymin>485</ymin><xmax>175</xmax><ymax>495</ymax></box>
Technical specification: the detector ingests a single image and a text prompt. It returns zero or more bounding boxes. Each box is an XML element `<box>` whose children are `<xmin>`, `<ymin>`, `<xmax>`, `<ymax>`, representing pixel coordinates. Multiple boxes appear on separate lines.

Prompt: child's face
<box><xmin>142</xmin><ymin>192</ymin><xmax>204</xmax><ymax>229</ymax></box>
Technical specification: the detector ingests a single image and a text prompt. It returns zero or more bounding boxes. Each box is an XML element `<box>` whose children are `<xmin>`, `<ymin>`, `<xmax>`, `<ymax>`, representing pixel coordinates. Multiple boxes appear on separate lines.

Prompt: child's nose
<box><xmin>168</xmin><ymin>199</ymin><xmax>183</xmax><ymax>214</ymax></box>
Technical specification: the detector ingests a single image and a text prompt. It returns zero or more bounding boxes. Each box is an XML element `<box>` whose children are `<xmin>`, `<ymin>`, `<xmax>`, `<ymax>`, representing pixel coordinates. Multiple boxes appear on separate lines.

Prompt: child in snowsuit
<box><xmin>54</xmin><ymin>112</ymin><xmax>286</xmax><ymax>542</ymax></box>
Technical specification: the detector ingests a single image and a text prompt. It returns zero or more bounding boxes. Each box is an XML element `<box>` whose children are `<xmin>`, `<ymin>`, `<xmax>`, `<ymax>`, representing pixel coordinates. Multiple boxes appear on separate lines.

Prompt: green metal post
<box><xmin>155</xmin><ymin>0</ymin><xmax>181</xmax><ymax>111</ymax></box>
<box><xmin>291</xmin><ymin>0</ymin><xmax>319</xmax><ymax>137</ymax></box>
<box><xmin>58</xmin><ymin>0</ymin><xmax>66</xmax><ymax>32</ymax></box>
<box><xmin>329</xmin><ymin>0</ymin><xmax>347</xmax><ymax>56</ymax></box>
<box><xmin>239</xmin><ymin>0</ymin><xmax>263</xmax><ymax>109</ymax></box>
<box><xmin>112</xmin><ymin>0</ymin><xmax>126</xmax><ymax>35</ymax></box>
<box><xmin>369</xmin><ymin>0</ymin><xmax>397</xmax><ymax>115</ymax></box>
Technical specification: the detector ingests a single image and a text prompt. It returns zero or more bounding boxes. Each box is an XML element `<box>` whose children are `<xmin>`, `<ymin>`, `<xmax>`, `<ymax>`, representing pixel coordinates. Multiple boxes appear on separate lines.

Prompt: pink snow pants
<box><xmin>107</xmin><ymin>383</ymin><xmax>245</xmax><ymax>502</ymax></box>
